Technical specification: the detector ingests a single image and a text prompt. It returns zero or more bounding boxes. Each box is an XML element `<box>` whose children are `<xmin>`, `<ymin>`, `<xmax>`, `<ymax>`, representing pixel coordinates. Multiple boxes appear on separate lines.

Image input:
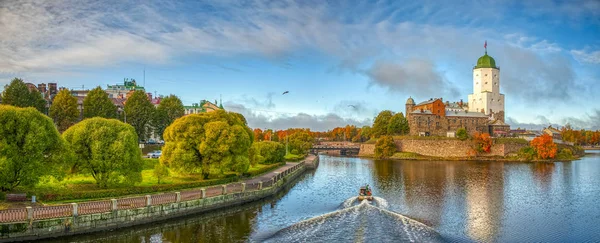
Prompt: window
<box><xmin>485</xmin><ymin>74</ymin><xmax>488</xmax><ymax>76</ymax></box>
<box><xmin>476</xmin><ymin>82</ymin><xmax>479</xmax><ymax>85</ymax></box>
<box><xmin>485</xmin><ymin>82</ymin><xmax>488</xmax><ymax>84</ymax></box>
<box><xmin>494</xmin><ymin>82</ymin><xmax>497</xmax><ymax>85</ymax></box>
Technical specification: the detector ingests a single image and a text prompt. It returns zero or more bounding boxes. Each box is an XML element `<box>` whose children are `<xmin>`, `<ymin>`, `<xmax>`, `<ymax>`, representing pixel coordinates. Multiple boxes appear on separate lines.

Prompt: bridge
<box><xmin>310</xmin><ymin>144</ymin><xmax>361</xmax><ymax>156</ymax></box>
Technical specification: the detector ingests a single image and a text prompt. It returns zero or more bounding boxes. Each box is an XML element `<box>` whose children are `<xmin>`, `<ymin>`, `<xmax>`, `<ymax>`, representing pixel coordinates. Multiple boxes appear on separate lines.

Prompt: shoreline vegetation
<box><xmin>359</xmin><ymin>135</ymin><xmax>584</xmax><ymax>162</ymax></box>
<box><xmin>360</xmin><ymin>151</ymin><xmax>582</xmax><ymax>162</ymax></box>
<box><xmin>0</xmin><ymin>158</ymin><xmax>296</xmax><ymax>210</ymax></box>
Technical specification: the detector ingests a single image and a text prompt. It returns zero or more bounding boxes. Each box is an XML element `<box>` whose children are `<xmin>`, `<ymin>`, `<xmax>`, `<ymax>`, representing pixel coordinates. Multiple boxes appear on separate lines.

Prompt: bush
<box><xmin>153</xmin><ymin>163</ymin><xmax>170</xmax><ymax>184</ymax></box>
<box><xmin>33</xmin><ymin>177</ymin><xmax>239</xmax><ymax>202</ymax></box>
<box><xmin>243</xmin><ymin>163</ymin><xmax>283</xmax><ymax>177</ymax></box>
<box><xmin>456</xmin><ymin>128</ymin><xmax>468</xmax><ymax>141</ymax></box>
<box><xmin>284</xmin><ymin>153</ymin><xmax>304</xmax><ymax>162</ymax></box>
<box><xmin>556</xmin><ymin>148</ymin><xmax>574</xmax><ymax>160</ymax></box>
<box><xmin>375</xmin><ymin>135</ymin><xmax>396</xmax><ymax>159</ymax></box>
<box><xmin>472</xmin><ymin>132</ymin><xmax>492</xmax><ymax>153</ymax></box>
<box><xmin>250</xmin><ymin>141</ymin><xmax>286</xmax><ymax>165</ymax></box>
<box><xmin>291</xmin><ymin>149</ymin><xmax>299</xmax><ymax>155</ymax></box>
<box><xmin>0</xmin><ymin>192</ymin><xmax>5</xmax><ymax>201</ymax></box>
<box><xmin>519</xmin><ymin>146</ymin><xmax>536</xmax><ymax>161</ymax></box>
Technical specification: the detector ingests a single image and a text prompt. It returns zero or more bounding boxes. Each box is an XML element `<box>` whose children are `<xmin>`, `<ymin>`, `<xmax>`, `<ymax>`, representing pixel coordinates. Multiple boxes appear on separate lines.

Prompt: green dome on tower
<box><xmin>475</xmin><ymin>53</ymin><xmax>497</xmax><ymax>69</ymax></box>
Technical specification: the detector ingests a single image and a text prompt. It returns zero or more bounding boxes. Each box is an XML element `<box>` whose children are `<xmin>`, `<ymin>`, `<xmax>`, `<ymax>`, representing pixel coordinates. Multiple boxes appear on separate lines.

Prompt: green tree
<box><xmin>153</xmin><ymin>163</ymin><xmax>170</xmax><ymax>184</ymax></box>
<box><xmin>125</xmin><ymin>90</ymin><xmax>155</xmax><ymax>141</ymax></box>
<box><xmin>387</xmin><ymin>112</ymin><xmax>409</xmax><ymax>135</ymax></box>
<box><xmin>375</xmin><ymin>135</ymin><xmax>396</xmax><ymax>159</ymax></box>
<box><xmin>83</xmin><ymin>86</ymin><xmax>117</xmax><ymax>119</ymax></box>
<box><xmin>153</xmin><ymin>95</ymin><xmax>184</xmax><ymax>139</ymax></box>
<box><xmin>161</xmin><ymin>110</ymin><xmax>253</xmax><ymax>179</ymax></box>
<box><xmin>456</xmin><ymin>128</ymin><xmax>469</xmax><ymax>140</ymax></box>
<box><xmin>360</xmin><ymin>126</ymin><xmax>372</xmax><ymax>141</ymax></box>
<box><xmin>62</xmin><ymin>118</ymin><xmax>143</xmax><ymax>188</ymax></box>
<box><xmin>0</xmin><ymin>105</ymin><xmax>66</xmax><ymax>191</ymax></box>
<box><xmin>1</xmin><ymin>78</ymin><xmax>46</xmax><ymax>113</ymax></box>
<box><xmin>49</xmin><ymin>89</ymin><xmax>79</xmax><ymax>132</ymax></box>
<box><xmin>250</xmin><ymin>141</ymin><xmax>286</xmax><ymax>164</ymax></box>
<box><xmin>287</xmin><ymin>131</ymin><xmax>314</xmax><ymax>155</ymax></box>
<box><xmin>372</xmin><ymin>110</ymin><xmax>393</xmax><ymax>138</ymax></box>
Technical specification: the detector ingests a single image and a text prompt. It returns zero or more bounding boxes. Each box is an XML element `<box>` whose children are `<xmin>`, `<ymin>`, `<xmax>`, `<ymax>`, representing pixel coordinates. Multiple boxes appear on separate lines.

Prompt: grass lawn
<box><xmin>4</xmin><ymin>158</ymin><xmax>287</xmax><ymax>204</ymax></box>
<box><xmin>284</xmin><ymin>153</ymin><xmax>304</xmax><ymax>161</ymax></box>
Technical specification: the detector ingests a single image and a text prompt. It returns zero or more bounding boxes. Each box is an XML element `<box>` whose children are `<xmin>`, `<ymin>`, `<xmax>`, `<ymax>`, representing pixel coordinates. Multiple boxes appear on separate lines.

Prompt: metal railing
<box><xmin>0</xmin><ymin>161</ymin><xmax>307</xmax><ymax>223</ymax></box>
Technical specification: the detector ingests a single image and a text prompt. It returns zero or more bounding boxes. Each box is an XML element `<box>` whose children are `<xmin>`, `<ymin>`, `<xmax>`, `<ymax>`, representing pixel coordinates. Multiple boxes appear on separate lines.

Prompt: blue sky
<box><xmin>1</xmin><ymin>0</ymin><xmax>599</xmax><ymax>131</ymax></box>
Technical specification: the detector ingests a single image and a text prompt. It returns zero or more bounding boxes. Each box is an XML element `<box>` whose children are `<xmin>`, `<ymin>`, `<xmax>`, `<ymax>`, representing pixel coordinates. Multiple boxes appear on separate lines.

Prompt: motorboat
<box><xmin>358</xmin><ymin>185</ymin><xmax>373</xmax><ymax>201</ymax></box>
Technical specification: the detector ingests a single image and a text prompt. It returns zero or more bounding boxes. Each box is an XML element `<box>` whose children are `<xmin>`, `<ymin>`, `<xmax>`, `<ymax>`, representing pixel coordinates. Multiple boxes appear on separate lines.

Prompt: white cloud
<box><xmin>224</xmin><ymin>102</ymin><xmax>370</xmax><ymax>131</ymax></box>
<box><xmin>570</xmin><ymin>49</ymin><xmax>600</xmax><ymax>64</ymax></box>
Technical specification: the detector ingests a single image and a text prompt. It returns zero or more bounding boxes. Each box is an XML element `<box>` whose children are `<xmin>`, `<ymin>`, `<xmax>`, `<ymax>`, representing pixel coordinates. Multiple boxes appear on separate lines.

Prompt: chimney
<box><xmin>460</xmin><ymin>99</ymin><xmax>463</xmax><ymax>106</ymax></box>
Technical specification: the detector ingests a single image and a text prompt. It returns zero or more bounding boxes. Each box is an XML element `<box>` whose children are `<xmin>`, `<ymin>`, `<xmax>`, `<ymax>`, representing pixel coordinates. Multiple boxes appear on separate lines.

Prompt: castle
<box><xmin>405</xmin><ymin>45</ymin><xmax>510</xmax><ymax>137</ymax></box>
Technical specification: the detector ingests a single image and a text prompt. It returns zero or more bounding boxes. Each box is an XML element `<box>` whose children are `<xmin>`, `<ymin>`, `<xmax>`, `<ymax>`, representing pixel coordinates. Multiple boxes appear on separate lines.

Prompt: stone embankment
<box><xmin>359</xmin><ymin>139</ymin><xmax>525</xmax><ymax>158</ymax></box>
<box><xmin>0</xmin><ymin>155</ymin><xmax>319</xmax><ymax>242</ymax></box>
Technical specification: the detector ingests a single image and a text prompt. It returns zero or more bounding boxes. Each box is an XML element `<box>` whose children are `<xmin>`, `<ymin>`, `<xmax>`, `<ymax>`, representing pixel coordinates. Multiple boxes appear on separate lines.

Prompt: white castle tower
<box><xmin>467</xmin><ymin>42</ymin><xmax>505</xmax><ymax>121</ymax></box>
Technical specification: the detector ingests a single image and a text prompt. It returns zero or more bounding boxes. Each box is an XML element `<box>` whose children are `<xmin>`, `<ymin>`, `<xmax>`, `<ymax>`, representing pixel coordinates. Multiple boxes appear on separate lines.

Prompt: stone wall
<box><xmin>358</xmin><ymin>144</ymin><xmax>375</xmax><ymax>157</ymax></box>
<box><xmin>0</xmin><ymin>158</ymin><xmax>315</xmax><ymax>242</ymax></box>
<box><xmin>358</xmin><ymin>139</ymin><xmax>526</xmax><ymax>158</ymax></box>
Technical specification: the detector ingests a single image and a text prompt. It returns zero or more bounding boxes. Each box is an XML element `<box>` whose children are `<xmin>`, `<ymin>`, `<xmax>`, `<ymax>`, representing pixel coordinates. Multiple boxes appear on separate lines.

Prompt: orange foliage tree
<box><xmin>531</xmin><ymin>134</ymin><xmax>558</xmax><ymax>159</ymax></box>
<box><xmin>253</xmin><ymin>128</ymin><xmax>263</xmax><ymax>142</ymax></box>
<box><xmin>472</xmin><ymin>132</ymin><xmax>492</xmax><ymax>153</ymax></box>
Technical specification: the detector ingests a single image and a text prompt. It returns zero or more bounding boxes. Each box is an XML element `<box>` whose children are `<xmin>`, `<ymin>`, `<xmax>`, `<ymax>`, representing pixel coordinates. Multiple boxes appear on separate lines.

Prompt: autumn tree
<box><xmin>387</xmin><ymin>112</ymin><xmax>409</xmax><ymax>135</ymax></box>
<box><xmin>63</xmin><ymin>118</ymin><xmax>143</xmax><ymax>188</ymax></box>
<box><xmin>375</xmin><ymin>135</ymin><xmax>396</xmax><ymax>158</ymax></box>
<box><xmin>531</xmin><ymin>134</ymin><xmax>558</xmax><ymax>159</ymax></box>
<box><xmin>161</xmin><ymin>110</ymin><xmax>253</xmax><ymax>179</ymax></box>
<box><xmin>372</xmin><ymin>110</ymin><xmax>393</xmax><ymax>138</ymax></box>
<box><xmin>0</xmin><ymin>105</ymin><xmax>66</xmax><ymax>191</ymax></box>
<box><xmin>125</xmin><ymin>90</ymin><xmax>155</xmax><ymax>141</ymax></box>
<box><xmin>1</xmin><ymin>78</ymin><xmax>46</xmax><ymax>113</ymax></box>
<box><xmin>49</xmin><ymin>89</ymin><xmax>79</xmax><ymax>132</ymax></box>
<box><xmin>472</xmin><ymin>132</ymin><xmax>492</xmax><ymax>153</ymax></box>
<box><xmin>253</xmin><ymin>128</ymin><xmax>264</xmax><ymax>142</ymax></box>
<box><xmin>83</xmin><ymin>86</ymin><xmax>117</xmax><ymax>119</ymax></box>
<box><xmin>152</xmin><ymin>94</ymin><xmax>184</xmax><ymax>139</ymax></box>
<box><xmin>360</xmin><ymin>126</ymin><xmax>372</xmax><ymax>141</ymax></box>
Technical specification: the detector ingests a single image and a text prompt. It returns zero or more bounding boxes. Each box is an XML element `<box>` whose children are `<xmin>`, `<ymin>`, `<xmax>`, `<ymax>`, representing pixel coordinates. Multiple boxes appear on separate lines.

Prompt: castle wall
<box><xmin>358</xmin><ymin>139</ymin><xmax>526</xmax><ymax>158</ymax></box>
<box><xmin>408</xmin><ymin>113</ymin><xmax>489</xmax><ymax>136</ymax></box>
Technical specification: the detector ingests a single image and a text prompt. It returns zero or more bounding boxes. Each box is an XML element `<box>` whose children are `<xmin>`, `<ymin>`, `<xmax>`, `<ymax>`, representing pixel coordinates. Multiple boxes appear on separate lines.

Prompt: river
<box><xmin>47</xmin><ymin>151</ymin><xmax>600</xmax><ymax>242</ymax></box>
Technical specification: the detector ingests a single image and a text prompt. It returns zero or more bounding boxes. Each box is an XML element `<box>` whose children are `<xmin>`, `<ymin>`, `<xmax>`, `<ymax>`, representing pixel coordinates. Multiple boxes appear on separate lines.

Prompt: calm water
<box><xmin>48</xmin><ymin>151</ymin><xmax>600</xmax><ymax>242</ymax></box>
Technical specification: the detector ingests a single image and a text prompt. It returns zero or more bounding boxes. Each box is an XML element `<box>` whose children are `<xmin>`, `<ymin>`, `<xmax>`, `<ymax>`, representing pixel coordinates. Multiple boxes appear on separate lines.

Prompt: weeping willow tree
<box><xmin>160</xmin><ymin>110</ymin><xmax>253</xmax><ymax>179</ymax></box>
<box><xmin>0</xmin><ymin>105</ymin><xmax>66</xmax><ymax>191</ymax></box>
<box><xmin>63</xmin><ymin>117</ymin><xmax>143</xmax><ymax>188</ymax></box>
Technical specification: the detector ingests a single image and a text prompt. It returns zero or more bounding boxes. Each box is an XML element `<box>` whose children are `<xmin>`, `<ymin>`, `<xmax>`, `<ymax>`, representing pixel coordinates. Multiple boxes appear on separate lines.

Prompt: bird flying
<box><xmin>282</xmin><ymin>91</ymin><xmax>289</xmax><ymax>95</ymax></box>
<box><xmin>348</xmin><ymin>105</ymin><xmax>357</xmax><ymax>109</ymax></box>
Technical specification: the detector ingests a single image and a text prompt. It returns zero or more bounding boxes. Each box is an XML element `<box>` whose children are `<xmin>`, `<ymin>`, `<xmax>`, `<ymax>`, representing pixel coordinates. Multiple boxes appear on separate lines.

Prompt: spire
<box><xmin>484</xmin><ymin>40</ymin><xmax>487</xmax><ymax>55</ymax></box>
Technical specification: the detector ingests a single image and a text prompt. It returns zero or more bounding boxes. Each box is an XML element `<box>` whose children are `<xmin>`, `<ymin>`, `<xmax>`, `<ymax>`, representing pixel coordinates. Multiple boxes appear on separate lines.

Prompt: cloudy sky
<box><xmin>1</xmin><ymin>0</ymin><xmax>599</xmax><ymax>131</ymax></box>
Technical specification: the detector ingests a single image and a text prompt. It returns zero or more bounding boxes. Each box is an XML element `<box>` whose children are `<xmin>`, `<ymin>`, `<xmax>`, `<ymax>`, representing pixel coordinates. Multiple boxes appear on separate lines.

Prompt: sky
<box><xmin>1</xmin><ymin>0</ymin><xmax>599</xmax><ymax>131</ymax></box>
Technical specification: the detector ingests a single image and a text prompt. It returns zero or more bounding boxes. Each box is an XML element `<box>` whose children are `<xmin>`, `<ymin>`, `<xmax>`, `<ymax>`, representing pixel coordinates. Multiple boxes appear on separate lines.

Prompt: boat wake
<box><xmin>341</xmin><ymin>196</ymin><xmax>389</xmax><ymax>209</ymax></box>
<box><xmin>264</xmin><ymin>198</ymin><xmax>442</xmax><ymax>243</ymax></box>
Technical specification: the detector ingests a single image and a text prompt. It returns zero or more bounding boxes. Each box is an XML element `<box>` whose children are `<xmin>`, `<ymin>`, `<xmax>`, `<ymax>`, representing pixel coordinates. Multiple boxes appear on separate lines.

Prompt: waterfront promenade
<box><xmin>0</xmin><ymin>155</ymin><xmax>318</xmax><ymax>242</ymax></box>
